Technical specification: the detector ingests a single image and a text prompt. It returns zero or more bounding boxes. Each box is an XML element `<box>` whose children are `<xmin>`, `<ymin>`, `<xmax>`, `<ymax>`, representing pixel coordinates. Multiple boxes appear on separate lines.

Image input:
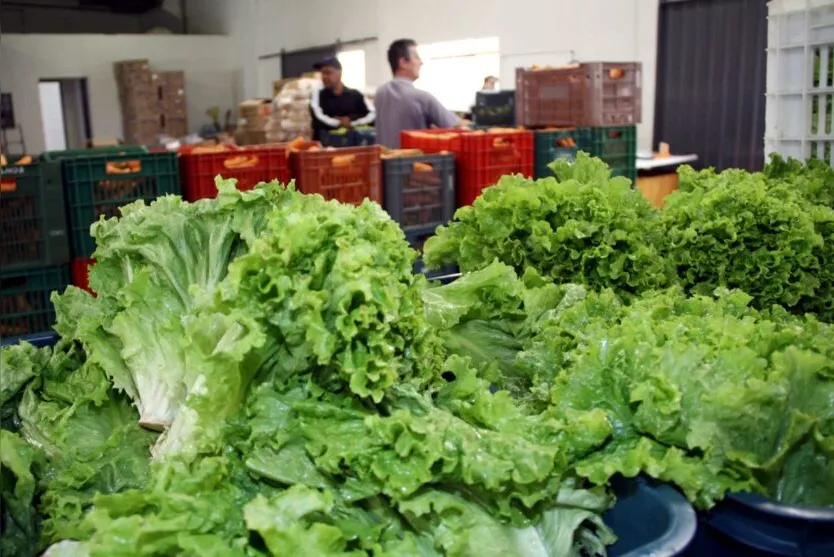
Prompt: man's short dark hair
<box><xmin>388</xmin><ymin>39</ymin><xmax>417</xmax><ymax>74</ymax></box>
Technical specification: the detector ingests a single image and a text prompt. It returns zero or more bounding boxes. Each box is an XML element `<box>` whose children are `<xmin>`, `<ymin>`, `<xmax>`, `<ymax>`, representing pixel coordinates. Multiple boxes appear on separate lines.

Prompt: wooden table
<box><xmin>635</xmin><ymin>154</ymin><xmax>698</xmax><ymax>208</ymax></box>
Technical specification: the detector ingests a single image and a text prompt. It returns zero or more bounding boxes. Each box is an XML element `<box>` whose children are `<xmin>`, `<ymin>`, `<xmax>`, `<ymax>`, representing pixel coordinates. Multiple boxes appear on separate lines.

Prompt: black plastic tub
<box><xmin>689</xmin><ymin>494</ymin><xmax>834</xmax><ymax>557</ymax></box>
<box><xmin>607</xmin><ymin>477</ymin><xmax>697</xmax><ymax>557</ymax></box>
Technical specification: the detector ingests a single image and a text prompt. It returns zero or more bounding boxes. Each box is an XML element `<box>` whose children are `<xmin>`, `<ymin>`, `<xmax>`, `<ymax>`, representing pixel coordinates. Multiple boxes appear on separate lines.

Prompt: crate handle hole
<box><xmin>223</xmin><ymin>155</ymin><xmax>259</xmax><ymax>169</ymax></box>
<box><xmin>105</xmin><ymin>160</ymin><xmax>142</xmax><ymax>175</ymax></box>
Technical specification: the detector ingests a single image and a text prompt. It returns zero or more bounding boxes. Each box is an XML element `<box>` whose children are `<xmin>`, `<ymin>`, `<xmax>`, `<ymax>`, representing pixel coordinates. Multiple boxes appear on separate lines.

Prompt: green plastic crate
<box><xmin>62</xmin><ymin>151</ymin><xmax>181</xmax><ymax>257</ymax></box>
<box><xmin>534</xmin><ymin>128</ymin><xmax>592</xmax><ymax>178</ymax></box>
<box><xmin>0</xmin><ymin>265</ymin><xmax>69</xmax><ymax>338</ymax></box>
<box><xmin>0</xmin><ymin>161</ymin><xmax>70</xmax><ymax>272</ymax></box>
<box><xmin>586</xmin><ymin>125</ymin><xmax>637</xmax><ymax>183</ymax></box>
<box><xmin>41</xmin><ymin>145</ymin><xmax>147</xmax><ymax>162</ymax></box>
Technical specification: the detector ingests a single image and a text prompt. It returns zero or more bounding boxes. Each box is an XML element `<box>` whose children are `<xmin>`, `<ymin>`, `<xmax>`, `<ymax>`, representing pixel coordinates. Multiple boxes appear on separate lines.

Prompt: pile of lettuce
<box><xmin>425</xmin><ymin>154</ymin><xmax>834</xmax><ymax>324</ymax></box>
<box><xmin>3</xmin><ymin>166</ymin><xmax>833</xmax><ymax>557</ymax></box>
<box><xmin>424</xmin><ymin>154</ymin><xmax>672</xmax><ymax>299</ymax></box>
<box><xmin>426</xmin><ymin>262</ymin><xmax>834</xmax><ymax>509</ymax></box>
<box><xmin>1</xmin><ymin>180</ymin><xmax>621</xmax><ymax>557</ymax></box>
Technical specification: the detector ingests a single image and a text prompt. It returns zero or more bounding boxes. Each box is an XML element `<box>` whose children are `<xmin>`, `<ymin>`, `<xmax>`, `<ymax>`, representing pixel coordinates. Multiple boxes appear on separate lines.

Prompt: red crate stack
<box><xmin>401</xmin><ymin>129</ymin><xmax>533</xmax><ymax>207</ymax></box>
<box><xmin>290</xmin><ymin>145</ymin><xmax>382</xmax><ymax>205</ymax></box>
<box><xmin>178</xmin><ymin>144</ymin><xmax>290</xmax><ymax>201</ymax></box>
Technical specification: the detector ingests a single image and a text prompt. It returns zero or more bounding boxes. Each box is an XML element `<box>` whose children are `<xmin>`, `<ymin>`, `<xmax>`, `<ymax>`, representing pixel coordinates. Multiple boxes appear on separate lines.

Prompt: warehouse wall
<box><xmin>0</xmin><ymin>34</ymin><xmax>237</xmax><ymax>154</ymax></box>
<box><xmin>249</xmin><ymin>0</ymin><xmax>660</xmax><ymax>149</ymax></box>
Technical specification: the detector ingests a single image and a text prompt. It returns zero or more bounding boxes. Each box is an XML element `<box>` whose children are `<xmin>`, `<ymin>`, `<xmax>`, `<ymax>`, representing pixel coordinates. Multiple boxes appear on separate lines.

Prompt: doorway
<box><xmin>37</xmin><ymin>78</ymin><xmax>92</xmax><ymax>151</ymax></box>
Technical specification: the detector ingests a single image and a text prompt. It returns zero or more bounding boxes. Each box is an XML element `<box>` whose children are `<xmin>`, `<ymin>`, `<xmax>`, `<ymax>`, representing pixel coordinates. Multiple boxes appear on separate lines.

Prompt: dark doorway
<box><xmin>282</xmin><ymin>45</ymin><xmax>338</xmax><ymax>79</ymax></box>
<box><xmin>653</xmin><ymin>0</ymin><xmax>768</xmax><ymax>171</ymax></box>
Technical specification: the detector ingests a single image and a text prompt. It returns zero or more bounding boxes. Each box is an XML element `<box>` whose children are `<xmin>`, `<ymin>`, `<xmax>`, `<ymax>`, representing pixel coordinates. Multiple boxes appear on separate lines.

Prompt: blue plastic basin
<box><xmin>690</xmin><ymin>494</ymin><xmax>834</xmax><ymax>557</ymax></box>
<box><xmin>606</xmin><ymin>477</ymin><xmax>697</xmax><ymax>557</ymax></box>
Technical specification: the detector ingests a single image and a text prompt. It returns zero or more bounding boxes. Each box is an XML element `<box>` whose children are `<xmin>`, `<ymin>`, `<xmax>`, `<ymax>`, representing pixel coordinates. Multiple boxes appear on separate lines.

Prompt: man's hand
<box><xmin>338</xmin><ymin>117</ymin><xmax>352</xmax><ymax>128</ymax></box>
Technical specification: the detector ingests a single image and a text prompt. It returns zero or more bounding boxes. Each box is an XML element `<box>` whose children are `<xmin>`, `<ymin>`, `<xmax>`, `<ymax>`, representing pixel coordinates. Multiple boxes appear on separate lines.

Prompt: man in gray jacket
<box><xmin>374</xmin><ymin>39</ymin><xmax>461</xmax><ymax>149</ymax></box>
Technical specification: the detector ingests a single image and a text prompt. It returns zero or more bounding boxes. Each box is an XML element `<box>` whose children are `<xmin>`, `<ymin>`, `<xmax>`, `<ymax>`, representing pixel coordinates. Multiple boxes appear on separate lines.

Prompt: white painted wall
<box><xmin>247</xmin><ymin>0</ymin><xmax>660</xmax><ymax>149</ymax></box>
<box><xmin>0</xmin><ymin>34</ymin><xmax>237</xmax><ymax>154</ymax></box>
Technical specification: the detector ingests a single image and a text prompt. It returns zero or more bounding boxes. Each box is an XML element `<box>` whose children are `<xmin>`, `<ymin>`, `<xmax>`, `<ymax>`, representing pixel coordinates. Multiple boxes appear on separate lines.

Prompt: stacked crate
<box><xmin>516</xmin><ymin>63</ymin><xmax>641</xmax><ymax>183</ymax></box>
<box><xmin>382</xmin><ymin>154</ymin><xmax>457</xmax><ymax>278</ymax></box>
<box><xmin>114</xmin><ymin>60</ymin><xmax>188</xmax><ymax>144</ymax></box>
<box><xmin>0</xmin><ymin>157</ymin><xmax>71</xmax><ymax>338</ymax></box>
<box><xmin>400</xmin><ymin>128</ymin><xmax>534</xmax><ymax>207</ymax></box>
<box><xmin>40</xmin><ymin>147</ymin><xmax>181</xmax><ymax>294</ymax></box>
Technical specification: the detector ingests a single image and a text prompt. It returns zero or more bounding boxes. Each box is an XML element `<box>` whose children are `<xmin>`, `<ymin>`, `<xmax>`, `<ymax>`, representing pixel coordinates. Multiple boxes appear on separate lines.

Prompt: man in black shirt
<box><xmin>309</xmin><ymin>57</ymin><xmax>375</xmax><ymax>141</ymax></box>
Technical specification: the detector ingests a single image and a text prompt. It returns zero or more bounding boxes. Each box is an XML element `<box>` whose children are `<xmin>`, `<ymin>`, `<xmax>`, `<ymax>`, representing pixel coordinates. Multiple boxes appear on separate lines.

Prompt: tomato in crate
<box><xmin>179</xmin><ymin>143</ymin><xmax>290</xmax><ymax>201</ymax></box>
<box><xmin>291</xmin><ymin>145</ymin><xmax>382</xmax><ymax>205</ymax></box>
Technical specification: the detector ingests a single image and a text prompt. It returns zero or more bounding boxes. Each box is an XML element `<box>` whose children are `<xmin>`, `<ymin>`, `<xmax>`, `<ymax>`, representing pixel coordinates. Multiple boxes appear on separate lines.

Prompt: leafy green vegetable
<box><xmin>661</xmin><ymin>172</ymin><xmax>822</xmax><ymax>311</ymax></box>
<box><xmin>424</xmin><ymin>154</ymin><xmax>671</xmax><ymax>298</ymax></box>
<box><xmin>1</xmin><ymin>429</ymin><xmax>45</xmax><ymax>557</ymax></box>
<box><xmin>549</xmin><ymin>287</ymin><xmax>834</xmax><ymax>507</ymax></box>
<box><xmin>52</xmin><ymin>180</ymin><xmax>294</xmax><ymax>431</ymax></box>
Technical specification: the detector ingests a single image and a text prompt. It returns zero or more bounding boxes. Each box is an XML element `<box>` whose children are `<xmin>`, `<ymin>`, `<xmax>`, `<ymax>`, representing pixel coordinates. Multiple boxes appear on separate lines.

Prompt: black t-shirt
<box><xmin>309</xmin><ymin>86</ymin><xmax>372</xmax><ymax>141</ymax></box>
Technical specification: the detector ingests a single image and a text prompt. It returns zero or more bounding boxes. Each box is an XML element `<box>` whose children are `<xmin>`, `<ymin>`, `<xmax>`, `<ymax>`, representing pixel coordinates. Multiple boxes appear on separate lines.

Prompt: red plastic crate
<box><xmin>290</xmin><ymin>146</ymin><xmax>382</xmax><ymax>205</ymax></box>
<box><xmin>401</xmin><ymin>129</ymin><xmax>533</xmax><ymax>206</ymax></box>
<box><xmin>178</xmin><ymin>144</ymin><xmax>290</xmax><ymax>201</ymax></box>
<box><xmin>71</xmin><ymin>257</ymin><xmax>95</xmax><ymax>294</ymax></box>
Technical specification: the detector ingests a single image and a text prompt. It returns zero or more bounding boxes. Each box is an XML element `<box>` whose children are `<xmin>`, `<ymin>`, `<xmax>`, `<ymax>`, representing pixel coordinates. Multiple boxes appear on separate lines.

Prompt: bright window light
<box><xmin>337</xmin><ymin>49</ymin><xmax>367</xmax><ymax>91</ymax></box>
<box><xmin>416</xmin><ymin>37</ymin><xmax>500</xmax><ymax>112</ymax></box>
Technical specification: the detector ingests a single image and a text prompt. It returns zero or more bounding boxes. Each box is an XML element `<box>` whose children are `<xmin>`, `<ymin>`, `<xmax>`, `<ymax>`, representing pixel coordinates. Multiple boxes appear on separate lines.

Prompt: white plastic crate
<box><xmin>766</xmin><ymin>0</ymin><xmax>834</xmax><ymax>162</ymax></box>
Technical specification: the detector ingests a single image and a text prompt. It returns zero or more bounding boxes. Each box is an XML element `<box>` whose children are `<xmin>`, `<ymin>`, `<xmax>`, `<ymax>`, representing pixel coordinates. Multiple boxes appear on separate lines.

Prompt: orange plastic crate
<box><xmin>401</xmin><ymin>129</ymin><xmax>533</xmax><ymax>206</ymax></box>
<box><xmin>178</xmin><ymin>144</ymin><xmax>290</xmax><ymax>201</ymax></box>
<box><xmin>291</xmin><ymin>146</ymin><xmax>382</xmax><ymax>205</ymax></box>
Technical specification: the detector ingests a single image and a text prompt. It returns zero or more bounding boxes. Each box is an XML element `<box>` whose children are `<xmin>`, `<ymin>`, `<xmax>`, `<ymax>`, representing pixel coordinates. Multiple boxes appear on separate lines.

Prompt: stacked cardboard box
<box><xmin>238</xmin><ymin>99</ymin><xmax>274</xmax><ymax>145</ymax></box>
<box><xmin>114</xmin><ymin>60</ymin><xmax>188</xmax><ymax>144</ymax></box>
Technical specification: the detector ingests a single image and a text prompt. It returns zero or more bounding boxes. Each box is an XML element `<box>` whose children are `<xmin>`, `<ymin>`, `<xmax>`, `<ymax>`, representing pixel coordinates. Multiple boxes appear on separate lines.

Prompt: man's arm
<box><xmin>351</xmin><ymin>92</ymin><xmax>375</xmax><ymax>126</ymax></box>
<box><xmin>423</xmin><ymin>92</ymin><xmax>461</xmax><ymax>129</ymax></box>
<box><xmin>309</xmin><ymin>87</ymin><xmax>341</xmax><ymax>129</ymax></box>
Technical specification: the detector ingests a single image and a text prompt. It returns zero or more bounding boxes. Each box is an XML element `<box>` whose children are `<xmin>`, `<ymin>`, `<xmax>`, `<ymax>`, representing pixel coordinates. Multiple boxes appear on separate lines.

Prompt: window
<box><xmin>337</xmin><ymin>49</ymin><xmax>367</xmax><ymax>91</ymax></box>
<box><xmin>416</xmin><ymin>37</ymin><xmax>500</xmax><ymax>112</ymax></box>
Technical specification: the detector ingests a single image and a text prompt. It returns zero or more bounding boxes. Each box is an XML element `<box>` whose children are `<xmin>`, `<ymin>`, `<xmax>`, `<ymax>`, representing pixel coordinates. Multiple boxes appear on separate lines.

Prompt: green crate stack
<box><xmin>584</xmin><ymin>125</ymin><xmax>637</xmax><ymax>183</ymax></box>
<box><xmin>41</xmin><ymin>145</ymin><xmax>146</xmax><ymax>162</ymax></box>
<box><xmin>0</xmin><ymin>160</ymin><xmax>70</xmax><ymax>272</ymax></box>
<box><xmin>0</xmin><ymin>265</ymin><xmax>70</xmax><ymax>339</ymax></box>
<box><xmin>45</xmin><ymin>148</ymin><xmax>181</xmax><ymax>257</ymax></box>
<box><xmin>534</xmin><ymin>128</ymin><xmax>593</xmax><ymax>178</ymax></box>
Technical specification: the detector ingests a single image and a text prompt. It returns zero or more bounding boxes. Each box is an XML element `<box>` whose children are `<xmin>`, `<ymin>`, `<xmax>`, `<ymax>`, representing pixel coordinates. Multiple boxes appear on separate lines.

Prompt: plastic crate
<box><xmin>765</xmin><ymin>0</ymin><xmax>834</xmax><ymax>161</ymax></box>
<box><xmin>383</xmin><ymin>154</ymin><xmax>455</xmax><ymax>230</ymax></box>
<box><xmin>61</xmin><ymin>151</ymin><xmax>181</xmax><ymax>257</ymax></box>
<box><xmin>41</xmin><ymin>146</ymin><xmax>146</xmax><ymax>161</ymax></box>
<box><xmin>321</xmin><ymin>130</ymin><xmax>355</xmax><ymax>148</ymax></box>
<box><xmin>472</xmin><ymin>105</ymin><xmax>515</xmax><ymax>127</ymax></box>
<box><xmin>401</xmin><ymin>128</ymin><xmax>534</xmax><ymax>206</ymax></box>
<box><xmin>0</xmin><ymin>160</ymin><xmax>70</xmax><ymax>272</ymax></box>
<box><xmin>691</xmin><ymin>493</ymin><xmax>834</xmax><ymax>556</ymax></box>
<box><xmin>515</xmin><ymin>63</ymin><xmax>642</xmax><ymax>128</ymax></box>
<box><xmin>321</xmin><ymin>129</ymin><xmax>376</xmax><ymax>148</ymax></box>
<box><xmin>586</xmin><ymin>125</ymin><xmax>637</xmax><ymax>182</ymax></box>
<box><xmin>178</xmin><ymin>144</ymin><xmax>290</xmax><ymax>201</ymax></box>
<box><xmin>534</xmin><ymin>128</ymin><xmax>593</xmax><ymax>178</ymax></box>
<box><xmin>406</xmin><ymin>227</ymin><xmax>458</xmax><ymax>279</ymax></box>
<box><xmin>291</xmin><ymin>145</ymin><xmax>382</xmax><ymax>205</ymax></box>
<box><xmin>71</xmin><ymin>257</ymin><xmax>94</xmax><ymax>294</ymax></box>
<box><xmin>475</xmin><ymin>90</ymin><xmax>515</xmax><ymax>108</ymax></box>
<box><xmin>0</xmin><ymin>265</ymin><xmax>69</xmax><ymax>338</ymax></box>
